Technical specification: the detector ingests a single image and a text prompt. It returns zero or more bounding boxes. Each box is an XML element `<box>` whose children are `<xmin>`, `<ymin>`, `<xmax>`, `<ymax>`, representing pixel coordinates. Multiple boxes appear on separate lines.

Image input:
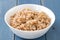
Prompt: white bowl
<box><xmin>4</xmin><ymin>4</ymin><xmax>55</xmax><ymax>39</ymax></box>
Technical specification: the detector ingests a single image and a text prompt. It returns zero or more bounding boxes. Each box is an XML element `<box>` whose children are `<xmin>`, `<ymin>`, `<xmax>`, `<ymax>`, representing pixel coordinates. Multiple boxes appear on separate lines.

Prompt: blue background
<box><xmin>0</xmin><ymin>0</ymin><xmax>60</xmax><ymax>40</ymax></box>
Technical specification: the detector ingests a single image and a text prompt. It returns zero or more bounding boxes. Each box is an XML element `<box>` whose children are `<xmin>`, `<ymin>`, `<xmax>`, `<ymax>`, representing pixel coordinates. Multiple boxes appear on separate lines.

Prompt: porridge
<box><xmin>10</xmin><ymin>8</ymin><xmax>51</xmax><ymax>31</ymax></box>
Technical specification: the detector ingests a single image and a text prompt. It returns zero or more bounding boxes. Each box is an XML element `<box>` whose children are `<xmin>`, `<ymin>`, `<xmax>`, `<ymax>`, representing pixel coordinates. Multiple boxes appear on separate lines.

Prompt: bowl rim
<box><xmin>4</xmin><ymin>4</ymin><xmax>56</xmax><ymax>32</ymax></box>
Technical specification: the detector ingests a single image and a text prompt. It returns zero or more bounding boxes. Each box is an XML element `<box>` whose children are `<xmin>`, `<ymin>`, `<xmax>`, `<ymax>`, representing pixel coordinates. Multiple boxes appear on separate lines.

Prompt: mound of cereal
<box><xmin>10</xmin><ymin>8</ymin><xmax>51</xmax><ymax>31</ymax></box>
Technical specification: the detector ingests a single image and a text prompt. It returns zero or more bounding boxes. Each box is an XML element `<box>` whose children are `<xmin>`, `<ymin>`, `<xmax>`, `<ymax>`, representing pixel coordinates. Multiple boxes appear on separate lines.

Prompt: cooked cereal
<box><xmin>10</xmin><ymin>8</ymin><xmax>51</xmax><ymax>31</ymax></box>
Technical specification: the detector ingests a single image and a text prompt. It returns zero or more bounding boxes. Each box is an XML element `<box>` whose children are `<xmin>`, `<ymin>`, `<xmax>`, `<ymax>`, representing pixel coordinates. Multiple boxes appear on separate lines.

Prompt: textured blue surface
<box><xmin>0</xmin><ymin>0</ymin><xmax>60</xmax><ymax>40</ymax></box>
<box><xmin>15</xmin><ymin>35</ymin><xmax>45</xmax><ymax>40</ymax></box>
<box><xmin>44</xmin><ymin>0</ymin><xmax>60</xmax><ymax>40</ymax></box>
<box><xmin>0</xmin><ymin>0</ymin><xmax>16</xmax><ymax>40</ymax></box>
<box><xmin>18</xmin><ymin>0</ymin><xmax>40</xmax><ymax>5</ymax></box>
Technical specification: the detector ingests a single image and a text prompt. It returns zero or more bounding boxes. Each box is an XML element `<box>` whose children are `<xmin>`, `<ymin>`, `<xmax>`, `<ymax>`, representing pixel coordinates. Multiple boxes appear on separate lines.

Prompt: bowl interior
<box><xmin>5</xmin><ymin>4</ymin><xmax>55</xmax><ymax>31</ymax></box>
